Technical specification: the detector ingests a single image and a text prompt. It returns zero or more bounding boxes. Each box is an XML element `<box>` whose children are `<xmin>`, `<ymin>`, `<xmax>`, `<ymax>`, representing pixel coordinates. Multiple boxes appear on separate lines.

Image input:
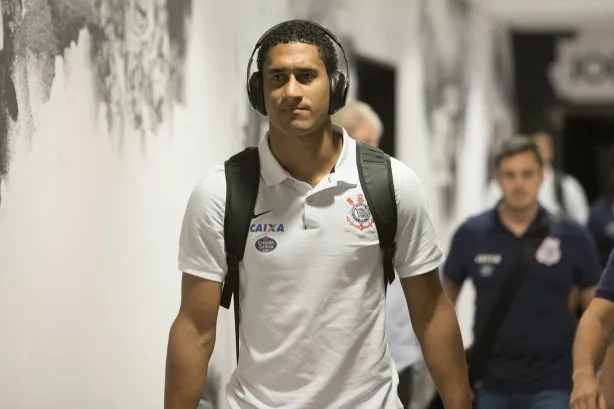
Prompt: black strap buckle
<box><xmin>383</xmin><ymin>242</ymin><xmax>396</xmax><ymax>285</ymax></box>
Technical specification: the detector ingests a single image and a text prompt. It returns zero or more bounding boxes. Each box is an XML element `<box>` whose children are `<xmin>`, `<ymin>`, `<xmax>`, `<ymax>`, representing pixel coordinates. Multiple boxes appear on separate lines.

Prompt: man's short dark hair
<box><xmin>256</xmin><ymin>20</ymin><xmax>339</xmax><ymax>76</ymax></box>
<box><xmin>494</xmin><ymin>135</ymin><xmax>543</xmax><ymax>170</ymax></box>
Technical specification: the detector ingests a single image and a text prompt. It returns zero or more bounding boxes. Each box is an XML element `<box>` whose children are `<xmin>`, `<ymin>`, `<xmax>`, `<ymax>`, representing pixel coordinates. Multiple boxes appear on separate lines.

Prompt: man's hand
<box><xmin>571</xmin><ymin>373</ymin><xmax>607</xmax><ymax>409</ymax></box>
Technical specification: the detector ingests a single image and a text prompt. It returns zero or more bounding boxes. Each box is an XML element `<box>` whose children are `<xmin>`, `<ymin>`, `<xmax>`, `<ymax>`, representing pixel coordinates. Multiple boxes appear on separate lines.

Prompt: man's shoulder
<box><xmin>553</xmin><ymin>217</ymin><xmax>591</xmax><ymax>241</ymax></box>
<box><xmin>388</xmin><ymin>156</ymin><xmax>421</xmax><ymax>189</ymax></box>
<box><xmin>187</xmin><ymin>165</ymin><xmax>227</xmax><ymax>210</ymax></box>
<box><xmin>460</xmin><ymin>210</ymin><xmax>493</xmax><ymax>235</ymax></box>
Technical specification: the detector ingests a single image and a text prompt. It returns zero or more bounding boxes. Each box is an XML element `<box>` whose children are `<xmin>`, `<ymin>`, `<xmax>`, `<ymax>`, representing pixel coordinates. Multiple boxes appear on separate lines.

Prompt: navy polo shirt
<box><xmin>596</xmin><ymin>249</ymin><xmax>614</xmax><ymax>302</ymax></box>
<box><xmin>444</xmin><ymin>206</ymin><xmax>601</xmax><ymax>393</ymax></box>
<box><xmin>587</xmin><ymin>197</ymin><xmax>614</xmax><ymax>268</ymax></box>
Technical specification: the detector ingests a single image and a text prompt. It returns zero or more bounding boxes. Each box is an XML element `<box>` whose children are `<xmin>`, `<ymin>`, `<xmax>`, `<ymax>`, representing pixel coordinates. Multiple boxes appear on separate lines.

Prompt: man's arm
<box><xmin>389</xmin><ymin>160</ymin><xmax>471</xmax><ymax>407</ymax></box>
<box><xmin>573</xmin><ymin>298</ymin><xmax>614</xmax><ymax>379</ymax></box>
<box><xmin>165</xmin><ymin>273</ymin><xmax>221</xmax><ymax>409</ymax></box>
<box><xmin>580</xmin><ymin>286</ymin><xmax>598</xmax><ymax>311</ymax></box>
<box><xmin>402</xmin><ymin>269</ymin><xmax>472</xmax><ymax>409</ymax></box>
<box><xmin>442</xmin><ymin>278</ymin><xmax>461</xmax><ymax>305</ymax></box>
<box><xmin>571</xmin><ymin>298</ymin><xmax>614</xmax><ymax>409</ymax></box>
<box><xmin>570</xmin><ymin>227</ymin><xmax>602</xmax><ymax>314</ymax></box>
<box><xmin>601</xmin><ymin>343</ymin><xmax>614</xmax><ymax>409</ymax></box>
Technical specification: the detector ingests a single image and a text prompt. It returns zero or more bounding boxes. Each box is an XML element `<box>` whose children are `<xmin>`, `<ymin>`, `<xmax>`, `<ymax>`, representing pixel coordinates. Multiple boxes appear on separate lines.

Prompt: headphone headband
<box><xmin>246</xmin><ymin>19</ymin><xmax>350</xmax><ymax>106</ymax></box>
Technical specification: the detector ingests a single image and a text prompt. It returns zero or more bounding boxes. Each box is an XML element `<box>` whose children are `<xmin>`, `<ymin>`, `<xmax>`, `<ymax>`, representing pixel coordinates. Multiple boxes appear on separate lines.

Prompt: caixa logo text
<box><xmin>250</xmin><ymin>223</ymin><xmax>285</xmax><ymax>233</ymax></box>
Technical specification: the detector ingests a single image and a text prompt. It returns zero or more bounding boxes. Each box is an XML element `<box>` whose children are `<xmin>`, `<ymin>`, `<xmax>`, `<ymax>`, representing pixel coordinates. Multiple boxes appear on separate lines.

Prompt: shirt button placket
<box><xmin>304</xmin><ymin>195</ymin><xmax>316</xmax><ymax>230</ymax></box>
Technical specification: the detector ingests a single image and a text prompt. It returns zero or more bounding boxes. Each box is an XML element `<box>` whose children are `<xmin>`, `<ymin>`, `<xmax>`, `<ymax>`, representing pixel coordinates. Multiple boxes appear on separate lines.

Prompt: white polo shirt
<box><xmin>178</xmin><ymin>124</ymin><xmax>444</xmax><ymax>409</ymax></box>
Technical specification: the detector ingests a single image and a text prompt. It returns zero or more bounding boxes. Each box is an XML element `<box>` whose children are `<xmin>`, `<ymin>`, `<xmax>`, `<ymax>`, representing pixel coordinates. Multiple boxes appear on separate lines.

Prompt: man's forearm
<box><xmin>417</xmin><ymin>299</ymin><xmax>472</xmax><ymax>409</ymax></box>
<box><xmin>573</xmin><ymin>313</ymin><xmax>611</xmax><ymax>379</ymax></box>
<box><xmin>165</xmin><ymin>317</ymin><xmax>215</xmax><ymax>409</ymax></box>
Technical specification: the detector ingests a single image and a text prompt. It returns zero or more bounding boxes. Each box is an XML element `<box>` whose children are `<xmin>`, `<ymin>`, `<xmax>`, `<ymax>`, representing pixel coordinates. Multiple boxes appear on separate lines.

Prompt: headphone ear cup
<box><xmin>328</xmin><ymin>71</ymin><xmax>347</xmax><ymax>115</ymax></box>
<box><xmin>248</xmin><ymin>72</ymin><xmax>267</xmax><ymax>116</ymax></box>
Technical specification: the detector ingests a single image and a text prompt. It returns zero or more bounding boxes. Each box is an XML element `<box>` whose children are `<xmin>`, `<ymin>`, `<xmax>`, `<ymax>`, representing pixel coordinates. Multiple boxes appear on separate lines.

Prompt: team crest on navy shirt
<box><xmin>535</xmin><ymin>236</ymin><xmax>561</xmax><ymax>266</ymax></box>
<box><xmin>345</xmin><ymin>192</ymin><xmax>374</xmax><ymax>231</ymax></box>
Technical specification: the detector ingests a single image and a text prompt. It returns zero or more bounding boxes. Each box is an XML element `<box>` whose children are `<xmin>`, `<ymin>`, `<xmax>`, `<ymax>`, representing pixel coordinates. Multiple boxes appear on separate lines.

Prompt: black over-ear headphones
<box><xmin>246</xmin><ymin>19</ymin><xmax>350</xmax><ymax>116</ymax></box>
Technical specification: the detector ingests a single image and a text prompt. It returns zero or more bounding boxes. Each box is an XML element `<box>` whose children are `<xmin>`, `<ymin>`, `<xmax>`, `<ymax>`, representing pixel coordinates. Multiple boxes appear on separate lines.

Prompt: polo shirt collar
<box><xmin>490</xmin><ymin>202</ymin><xmax>552</xmax><ymax>236</ymax></box>
<box><xmin>257</xmin><ymin>124</ymin><xmax>358</xmax><ymax>186</ymax></box>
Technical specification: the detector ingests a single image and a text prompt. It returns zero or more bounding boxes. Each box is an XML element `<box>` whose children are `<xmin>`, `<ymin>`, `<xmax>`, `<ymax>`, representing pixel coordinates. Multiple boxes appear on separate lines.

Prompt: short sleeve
<box><xmin>570</xmin><ymin>225</ymin><xmax>602</xmax><ymax>288</ymax></box>
<box><xmin>442</xmin><ymin>223</ymin><xmax>471</xmax><ymax>287</ymax></box>
<box><xmin>391</xmin><ymin>159</ymin><xmax>445</xmax><ymax>279</ymax></box>
<box><xmin>596</xmin><ymin>249</ymin><xmax>614</xmax><ymax>302</ymax></box>
<box><xmin>177</xmin><ymin>166</ymin><xmax>227</xmax><ymax>283</ymax></box>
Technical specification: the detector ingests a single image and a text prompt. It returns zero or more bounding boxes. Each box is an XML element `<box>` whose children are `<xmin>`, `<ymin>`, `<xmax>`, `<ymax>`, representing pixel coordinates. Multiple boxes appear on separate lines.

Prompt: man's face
<box><xmin>496</xmin><ymin>151</ymin><xmax>543</xmax><ymax>211</ymax></box>
<box><xmin>351</xmin><ymin>120</ymin><xmax>380</xmax><ymax>148</ymax></box>
<box><xmin>262</xmin><ymin>42</ymin><xmax>330</xmax><ymax>136</ymax></box>
<box><xmin>532</xmin><ymin>133</ymin><xmax>553</xmax><ymax>167</ymax></box>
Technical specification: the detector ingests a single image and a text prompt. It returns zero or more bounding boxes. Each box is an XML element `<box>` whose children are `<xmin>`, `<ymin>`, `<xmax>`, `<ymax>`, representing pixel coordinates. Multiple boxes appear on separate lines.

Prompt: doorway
<box><xmin>561</xmin><ymin>108</ymin><xmax>614</xmax><ymax>204</ymax></box>
<box><xmin>354</xmin><ymin>54</ymin><xmax>396</xmax><ymax>157</ymax></box>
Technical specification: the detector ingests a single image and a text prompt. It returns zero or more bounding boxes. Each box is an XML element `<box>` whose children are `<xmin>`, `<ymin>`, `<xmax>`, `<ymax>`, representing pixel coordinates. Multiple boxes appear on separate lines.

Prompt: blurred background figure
<box><xmin>484</xmin><ymin>125</ymin><xmax>589</xmax><ymax>224</ymax></box>
<box><xmin>331</xmin><ymin>100</ymin><xmax>383</xmax><ymax>148</ymax></box>
<box><xmin>333</xmin><ymin>100</ymin><xmax>435</xmax><ymax>409</ymax></box>
<box><xmin>588</xmin><ymin>146</ymin><xmax>614</xmax><ymax>268</ymax></box>
<box><xmin>444</xmin><ymin>136</ymin><xmax>601</xmax><ymax>409</ymax></box>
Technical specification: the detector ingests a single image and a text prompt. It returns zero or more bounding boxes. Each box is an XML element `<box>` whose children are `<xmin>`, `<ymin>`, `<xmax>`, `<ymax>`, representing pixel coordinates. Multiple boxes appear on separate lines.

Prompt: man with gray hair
<box><xmin>333</xmin><ymin>100</ymin><xmax>432</xmax><ymax>409</ymax></box>
<box><xmin>331</xmin><ymin>100</ymin><xmax>383</xmax><ymax>148</ymax></box>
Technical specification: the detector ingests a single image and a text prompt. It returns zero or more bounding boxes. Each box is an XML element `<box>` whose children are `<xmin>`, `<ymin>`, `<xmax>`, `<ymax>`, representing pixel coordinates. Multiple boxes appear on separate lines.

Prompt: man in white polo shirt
<box><xmin>165</xmin><ymin>19</ymin><xmax>471</xmax><ymax>409</ymax></box>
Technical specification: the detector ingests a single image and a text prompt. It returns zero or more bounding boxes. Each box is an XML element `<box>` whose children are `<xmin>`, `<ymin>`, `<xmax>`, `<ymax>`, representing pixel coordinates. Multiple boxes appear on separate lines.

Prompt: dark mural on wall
<box><xmin>419</xmin><ymin>0</ymin><xmax>470</xmax><ymax>219</ymax></box>
<box><xmin>0</xmin><ymin>0</ymin><xmax>192</xmax><ymax>205</ymax></box>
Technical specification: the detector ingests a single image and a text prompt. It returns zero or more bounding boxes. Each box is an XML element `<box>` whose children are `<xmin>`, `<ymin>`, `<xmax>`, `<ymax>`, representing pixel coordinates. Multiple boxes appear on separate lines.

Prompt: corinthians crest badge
<box><xmin>345</xmin><ymin>193</ymin><xmax>374</xmax><ymax>231</ymax></box>
<box><xmin>535</xmin><ymin>236</ymin><xmax>562</xmax><ymax>266</ymax></box>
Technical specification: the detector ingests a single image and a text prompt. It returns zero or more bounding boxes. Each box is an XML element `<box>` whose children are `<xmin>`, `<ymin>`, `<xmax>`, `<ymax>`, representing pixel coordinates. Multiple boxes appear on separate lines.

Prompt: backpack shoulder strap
<box><xmin>356</xmin><ymin>142</ymin><xmax>398</xmax><ymax>288</ymax></box>
<box><xmin>554</xmin><ymin>170</ymin><xmax>566</xmax><ymax>217</ymax></box>
<box><xmin>221</xmin><ymin>147</ymin><xmax>260</xmax><ymax>362</ymax></box>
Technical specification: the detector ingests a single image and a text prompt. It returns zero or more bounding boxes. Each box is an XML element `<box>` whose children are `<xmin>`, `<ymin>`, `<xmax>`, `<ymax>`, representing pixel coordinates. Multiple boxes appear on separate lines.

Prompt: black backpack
<box><xmin>220</xmin><ymin>142</ymin><xmax>398</xmax><ymax>361</ymax></box>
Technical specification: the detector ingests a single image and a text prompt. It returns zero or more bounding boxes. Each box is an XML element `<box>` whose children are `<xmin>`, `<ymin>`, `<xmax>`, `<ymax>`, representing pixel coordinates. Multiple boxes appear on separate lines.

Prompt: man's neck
<box><xmin>498</xmin><ymin>201</ymin><xmax>540</xmax><ymax>237</ymax></box>
<box><xmin>268</xmin><ymin>119</ymin><xmax>342</xmax><ymax>187</ymax></box>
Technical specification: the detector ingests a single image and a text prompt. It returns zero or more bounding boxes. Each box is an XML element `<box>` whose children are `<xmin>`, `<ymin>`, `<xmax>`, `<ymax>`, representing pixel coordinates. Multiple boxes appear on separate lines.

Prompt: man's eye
<box><xmin>299</xmin><ymin>73</ymin><xmax>315</xmax><ymax>81</ymax></box>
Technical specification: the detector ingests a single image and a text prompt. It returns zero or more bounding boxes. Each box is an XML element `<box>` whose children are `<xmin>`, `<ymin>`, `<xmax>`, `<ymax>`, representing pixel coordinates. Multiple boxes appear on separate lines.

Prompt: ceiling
<box><xmin>468</xmin><ymin>0</ymin><xmax>614</xmax><ymax>29</ymax></box>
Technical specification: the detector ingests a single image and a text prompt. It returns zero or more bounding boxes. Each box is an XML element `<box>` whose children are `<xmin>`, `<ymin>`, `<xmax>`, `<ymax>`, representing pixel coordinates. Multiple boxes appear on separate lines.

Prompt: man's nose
<box><xmin>513</xmin><ymin>176</ymin><xmax>526</xmax><ymax>189</ymax></box>
<box><xmin>282</xmin><ymin>75</ymin><xmax>303</xmax><ymax>101</ymax></box>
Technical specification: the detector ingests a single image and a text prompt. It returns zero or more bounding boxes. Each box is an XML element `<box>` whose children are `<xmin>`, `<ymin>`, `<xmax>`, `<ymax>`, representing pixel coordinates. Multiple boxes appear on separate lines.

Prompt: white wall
<box><xmin>0</xmin><ymin>1</ymin><xmax>250</xmax><ymax>408</ymax></box>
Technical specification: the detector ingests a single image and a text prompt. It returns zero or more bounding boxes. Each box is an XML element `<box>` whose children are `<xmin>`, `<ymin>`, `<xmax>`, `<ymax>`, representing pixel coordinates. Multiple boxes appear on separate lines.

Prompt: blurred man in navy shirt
<box><xmin>442</xmin><ymin>136</ymin><xmax>601</xmax><ymax>409</ymax></box>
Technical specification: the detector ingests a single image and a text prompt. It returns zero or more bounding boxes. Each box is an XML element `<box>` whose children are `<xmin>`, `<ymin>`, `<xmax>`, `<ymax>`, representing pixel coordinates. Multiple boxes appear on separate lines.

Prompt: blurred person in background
<box><xmin>333</xmin><ymin>101</ymin><xmax>435</xmax><ymax>409</ymax></box>
<box><xmin>485</xmin><ymin>125</ymin><xmax>589</xmax><ymax>224</ymax></box>
<box><xmin>332</xmin><ymin>100</ymin><xmax>382</xmax><ymax>147</ymax></box>
<box><xmin>444</xmin><ymin>136</ymin><xmax>601</xmax><ymax>409</ymax></box>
